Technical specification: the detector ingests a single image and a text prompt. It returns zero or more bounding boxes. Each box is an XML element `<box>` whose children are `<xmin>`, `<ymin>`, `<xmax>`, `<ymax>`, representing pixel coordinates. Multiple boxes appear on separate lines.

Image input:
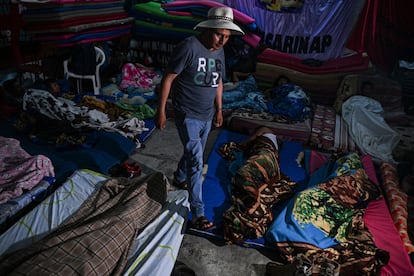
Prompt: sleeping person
<box><xmin>219</xmin><ymin>126</ymin><xmax>297</xmax><ymax>243</ymax></box>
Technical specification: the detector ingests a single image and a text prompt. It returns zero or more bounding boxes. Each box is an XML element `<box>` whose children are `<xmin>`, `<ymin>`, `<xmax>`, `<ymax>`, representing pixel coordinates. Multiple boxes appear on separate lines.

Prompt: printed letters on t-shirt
<box><xmin>194</xmin><ymin>57</ymin><xmax>222</xmax><ymax>87</ymax></box>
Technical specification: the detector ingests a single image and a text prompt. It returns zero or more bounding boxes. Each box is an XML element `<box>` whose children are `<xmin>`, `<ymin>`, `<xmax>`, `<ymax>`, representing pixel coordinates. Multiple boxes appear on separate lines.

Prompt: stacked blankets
<box><xmin>127</xmin><ymin>0</ymin><xmax>260</xmax><ymax>68</ymax></box>
<box><xmin>20</xmin><ymin>0</ymin><xmax>133</xmax><ymax>46</ymax></box>
<box><xmin>129</xmin><ymin>0</ymin><xmax>260</xmax><ymax>46</ymax></box>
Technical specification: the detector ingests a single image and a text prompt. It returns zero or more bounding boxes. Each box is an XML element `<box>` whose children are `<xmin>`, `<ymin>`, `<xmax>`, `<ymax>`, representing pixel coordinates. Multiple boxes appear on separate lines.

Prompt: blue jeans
<box><xmin>174</xmin><ymin>116</ymin><xmax>211</xmax><ymax>218</ymax></box>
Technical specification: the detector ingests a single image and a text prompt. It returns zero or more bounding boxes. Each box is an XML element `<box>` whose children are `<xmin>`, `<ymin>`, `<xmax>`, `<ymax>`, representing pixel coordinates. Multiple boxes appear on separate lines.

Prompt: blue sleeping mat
<box><xmin>189</xmin><ymin>129</ymin><xmax>307</xmax><ymax>247</ymax></box>
<box><xmin>0</xmin><ymin>117</ymin><xmax>136</xmax><ymax>184</ymax></box>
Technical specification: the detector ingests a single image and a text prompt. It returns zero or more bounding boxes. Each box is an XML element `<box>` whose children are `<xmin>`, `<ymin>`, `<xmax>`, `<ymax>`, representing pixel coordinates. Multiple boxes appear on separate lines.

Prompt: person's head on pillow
<box><xmin>242</xmin><ymin>126</ymin><xmax>281</xmax><ymax>151</ymax></box>
<box><xmin>274</xmin><ymin>75</ymin><xmax>290</xmax><ymax>87</ymax></box>
<box><xmin>360</xmin><ymin>81</ymin><xmax>374</xmax><ymax>94</ymax></box>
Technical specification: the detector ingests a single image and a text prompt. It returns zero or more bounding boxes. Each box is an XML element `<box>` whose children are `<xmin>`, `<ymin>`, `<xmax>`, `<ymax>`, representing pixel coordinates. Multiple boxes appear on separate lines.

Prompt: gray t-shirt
<box><xmin>167</xmin><ymin>35</ymin><xmax>225</xmax><ymax>121</ymax></box>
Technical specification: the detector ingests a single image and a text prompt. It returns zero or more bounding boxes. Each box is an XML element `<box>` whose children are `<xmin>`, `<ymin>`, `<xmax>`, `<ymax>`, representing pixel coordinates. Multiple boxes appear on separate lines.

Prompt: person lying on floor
<box><xmin>265</xmin><ymin>76</ymin><xmax>312</xmax><ymax>122</ymax></box>
<box><xmin>218</xmin><ymin>126</ymin><xmax>297</xmax><ymax>243</ymax></box>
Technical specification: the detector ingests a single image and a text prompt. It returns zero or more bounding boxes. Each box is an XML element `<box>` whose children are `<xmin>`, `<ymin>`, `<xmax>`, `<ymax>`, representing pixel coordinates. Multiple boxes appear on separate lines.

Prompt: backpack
<box><xmin>69</xmin><ymin>44</ymin><xmax>97</xmax><ymax>75</ymax></box>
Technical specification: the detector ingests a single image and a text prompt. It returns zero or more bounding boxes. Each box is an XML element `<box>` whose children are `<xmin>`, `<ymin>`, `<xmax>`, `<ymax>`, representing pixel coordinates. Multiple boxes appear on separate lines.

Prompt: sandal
<box><xmin>172</xmin><ymin>178</ymin><xmax>187</xmax><ymax>189</ymax></box>
<box><xmin>192</xmin><ymin>216</ymin><xmax>215</xmax><ymax>231</ymax></box>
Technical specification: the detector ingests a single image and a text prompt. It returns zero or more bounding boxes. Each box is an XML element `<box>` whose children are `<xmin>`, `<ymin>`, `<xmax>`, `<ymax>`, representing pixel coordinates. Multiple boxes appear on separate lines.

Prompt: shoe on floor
<box><xmin>108</xmin><ymin>162</ymin><xmax>141</xmax><ymax>178</ymax></box>
<box><xmin>172</xmin><ymin>178</ymin><xmax>187</xmax><ymax>189</ymax></box>
<box><xmin>192</xmin><ymin>216</ymin><xmax>215</xmax><ymax>231</ymax></box>
<box><xmin>123</xmin><ymin>161</ymin><xmax>142</xmax><ymax>178</ymax></box>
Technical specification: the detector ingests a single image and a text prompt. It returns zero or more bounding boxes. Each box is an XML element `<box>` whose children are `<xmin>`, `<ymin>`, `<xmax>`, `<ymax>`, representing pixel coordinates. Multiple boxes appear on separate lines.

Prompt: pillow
<box><xmin>333</xmin><ymin>75</ymin><xmax>360</xmax><ymax>114</ymax></box>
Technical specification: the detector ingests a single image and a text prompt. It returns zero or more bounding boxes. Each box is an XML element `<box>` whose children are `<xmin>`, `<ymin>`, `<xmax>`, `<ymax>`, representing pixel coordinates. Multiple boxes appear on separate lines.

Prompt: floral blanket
<box><xmin>265</xmin><ymin>152</ymin><xmax>390</xmax><ymax>275</ymax></box>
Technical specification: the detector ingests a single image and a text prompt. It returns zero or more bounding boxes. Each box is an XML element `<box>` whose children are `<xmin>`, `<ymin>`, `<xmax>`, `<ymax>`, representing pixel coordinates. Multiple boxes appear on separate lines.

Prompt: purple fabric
<box><xmin>0</xmin><ymin>137</ymin><xmax>55</xmax><ymax>204</ymax></box>
<box><xmin>224</xmin><ymin>0</ymin><xmax>366</xmax><ymax>60</ymax></box>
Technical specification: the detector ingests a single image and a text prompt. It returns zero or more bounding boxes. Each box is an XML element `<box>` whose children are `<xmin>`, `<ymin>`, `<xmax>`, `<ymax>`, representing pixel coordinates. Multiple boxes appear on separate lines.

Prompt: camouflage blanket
<box><xmin>219</xmin><ymin>136</ymin><xmax>297</xmax><ymax>243</ymax></box>
<box><xmin>0</xmin><ymin>172</ymin><xmax>169</xmax><ymax>275</ymax></box>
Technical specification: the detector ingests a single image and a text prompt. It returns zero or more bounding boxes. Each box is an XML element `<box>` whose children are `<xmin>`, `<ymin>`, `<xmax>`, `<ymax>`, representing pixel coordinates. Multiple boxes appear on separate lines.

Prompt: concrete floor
<box><xmin>129</xmin><ymin>119</ymin><xmax>277</xmax><ymax>276</ymax></box>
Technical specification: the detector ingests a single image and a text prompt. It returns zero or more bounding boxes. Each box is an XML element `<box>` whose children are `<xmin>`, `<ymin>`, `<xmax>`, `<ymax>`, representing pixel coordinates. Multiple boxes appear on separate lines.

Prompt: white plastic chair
<box><xmin>63</xmin><ymin>46</ymin><xmax>105</xmax><ymax>95</ymax></box>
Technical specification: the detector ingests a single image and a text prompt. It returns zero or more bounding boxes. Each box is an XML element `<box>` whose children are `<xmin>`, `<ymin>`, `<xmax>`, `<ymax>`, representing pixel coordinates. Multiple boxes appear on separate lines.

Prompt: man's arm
<box><xmin>155</xmin><ymin>72</ymin><xmax>177</xmax><ymax>130</ymax></box>
<box><xmin>214</xmin><ymin>78</ymin><xmax>224</xmax><ymax>127</ymax></box>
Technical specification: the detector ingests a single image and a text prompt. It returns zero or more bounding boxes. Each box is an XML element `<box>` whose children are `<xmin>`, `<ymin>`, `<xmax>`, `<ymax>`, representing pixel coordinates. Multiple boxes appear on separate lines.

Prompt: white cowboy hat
<box><xmin>193</xmin><ymin>7</ymin><xmax>245</xmax><ymax>36</ymax></box>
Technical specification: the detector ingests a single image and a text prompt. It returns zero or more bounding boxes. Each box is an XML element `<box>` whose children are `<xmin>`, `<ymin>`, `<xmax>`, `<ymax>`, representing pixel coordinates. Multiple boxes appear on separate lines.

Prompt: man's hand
<box><xmin>155</xmin><ymin>111</ymin><xmax>167</xmax><ymax>130</ymax></box>
<box><xmin>214</xmin><ymin>110</ymin><xmax>223</xmax><ymax>128</ymax></box>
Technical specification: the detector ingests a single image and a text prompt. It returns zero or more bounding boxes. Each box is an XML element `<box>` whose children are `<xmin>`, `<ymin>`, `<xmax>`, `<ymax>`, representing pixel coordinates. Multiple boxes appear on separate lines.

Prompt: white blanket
<box><xmin>342</xmin><ymin>95</ymin><xmax>400</xmax><ymax>163</ymax></box>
